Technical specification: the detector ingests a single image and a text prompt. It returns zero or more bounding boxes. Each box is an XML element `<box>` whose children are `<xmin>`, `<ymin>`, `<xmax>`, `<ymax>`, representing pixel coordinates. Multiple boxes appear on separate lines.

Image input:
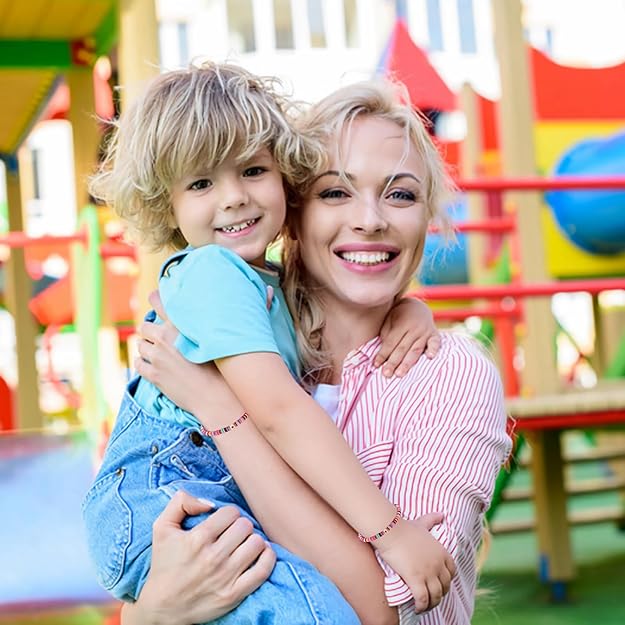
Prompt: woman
<box><xmin>127</xmin><ymin>81</ymin><xmax>511</xmax><ymax>625</ymax></box>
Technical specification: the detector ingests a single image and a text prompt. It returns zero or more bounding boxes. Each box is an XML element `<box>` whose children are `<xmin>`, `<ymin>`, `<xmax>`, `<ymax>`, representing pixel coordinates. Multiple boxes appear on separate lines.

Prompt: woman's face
<box><xmin>298</xmin><ymin>115</ymin><xmax>429</xmax><ymax>316</ymax></box>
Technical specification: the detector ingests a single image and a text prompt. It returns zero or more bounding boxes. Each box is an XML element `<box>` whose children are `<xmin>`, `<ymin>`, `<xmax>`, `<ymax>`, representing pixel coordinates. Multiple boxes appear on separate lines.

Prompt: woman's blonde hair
<box><xmin>282</xmin><ymin>80</ymin><xmax>455</xmax><ymax>385</ymax></box>
<box><xmin>90</xmin><ymin>61</ymin><xmax>324</xmax><ymax>251</ymax></box>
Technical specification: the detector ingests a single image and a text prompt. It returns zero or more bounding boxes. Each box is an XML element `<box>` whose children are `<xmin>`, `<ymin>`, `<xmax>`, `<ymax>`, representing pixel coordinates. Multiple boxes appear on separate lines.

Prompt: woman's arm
<box><xmin>378</xmin><ymin>336</ymin><xmax>512</xmax><ymax>620</ymax></box>
<box><xmin>121</xmin><ymin>492</ymin><xmax>276</xmax><ymax>625</ymax></box>
<box><xmin>137</xmin><ymin>320</ymin><xmax>397</xmax><ymax>625</ymax></box>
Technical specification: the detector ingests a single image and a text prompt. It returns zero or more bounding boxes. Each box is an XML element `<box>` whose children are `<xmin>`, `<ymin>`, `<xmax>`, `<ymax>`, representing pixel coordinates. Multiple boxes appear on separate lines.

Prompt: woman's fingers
<box><xmin>228</xmin><ymin>532</ymin><xmax>267</xmax><ymax>572</ymax></box>
<box><xmin>233</xmin><ymin>544</ymin><xmax>276</xmax><ymax>598</ymax></box>
<box><xmin>214</xmin><ymin>516</ymin><xmax>256</xmax><ymax>559</ymax></box>
<box><xmin>153</xmin><ymin>491</ymin><xmax>214</xmax><ymax>538</ymax></box>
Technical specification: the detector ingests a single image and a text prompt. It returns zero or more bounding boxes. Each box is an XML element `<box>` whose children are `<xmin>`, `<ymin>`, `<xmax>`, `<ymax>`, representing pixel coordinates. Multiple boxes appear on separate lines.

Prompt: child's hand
<box><xmin>374</xmin><ymin>513</ymin><xmax>456</xmax><ymax>613</ymax></box>
<box><xmin>375</xmin><ymin>298</ymin><xmax>441</xmax><ymax>378</ymax></box>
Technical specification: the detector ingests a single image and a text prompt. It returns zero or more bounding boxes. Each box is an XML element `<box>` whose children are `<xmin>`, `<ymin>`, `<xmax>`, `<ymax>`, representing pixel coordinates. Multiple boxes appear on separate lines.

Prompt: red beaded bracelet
<box><xmin>200</xmin><ymin>412</ymin><xmax>249</xmax><ymax>437</ymax></box>
<box><xmin>358</xmin><ymin>505</ymin><xmax>402</xmax><ymax>543</ymax></box>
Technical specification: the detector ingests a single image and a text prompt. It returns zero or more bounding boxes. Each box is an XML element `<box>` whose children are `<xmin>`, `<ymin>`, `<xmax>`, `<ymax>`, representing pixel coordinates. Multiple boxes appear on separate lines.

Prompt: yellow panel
<box><xmin>0</xmin><ymin>0</ymin><xmax>52</xmax><ymax>38</ymax></box>
<box><xmin>535</xmin><ymin>121</ymin><xmax>625</xmax><ymax>174</ymax></box>
<box><xmin>0</xmin><ymin>0</ymin><xmax>113</xmax><ymax>39</ymax></box>
<box><xmin>535</xmin><ymin>121</ymin><xmax>625</xmax><ymax>278</ymax></box>
<box><xmin>0</xmin><ymin>70</ymin><xmax>56</xmax><ymax>153</ymax></box>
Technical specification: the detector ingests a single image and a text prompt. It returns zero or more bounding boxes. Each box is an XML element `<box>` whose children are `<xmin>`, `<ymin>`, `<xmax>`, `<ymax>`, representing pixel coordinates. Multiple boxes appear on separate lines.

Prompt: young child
<box><xmin>83</xmin><ymin>62</ymin><xmax>448</xmax><ymax>624</ymax></box>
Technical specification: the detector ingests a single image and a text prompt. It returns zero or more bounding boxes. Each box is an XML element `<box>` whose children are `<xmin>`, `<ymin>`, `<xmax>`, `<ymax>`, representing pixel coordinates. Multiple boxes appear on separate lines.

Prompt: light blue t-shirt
<box><xmin>133</xmin><ymin>245</ymin><xmax>299</xmax><ymax>429</ymax></box>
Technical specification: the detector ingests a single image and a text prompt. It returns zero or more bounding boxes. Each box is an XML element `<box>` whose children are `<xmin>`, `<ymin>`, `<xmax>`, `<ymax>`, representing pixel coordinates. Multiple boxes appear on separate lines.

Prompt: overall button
<box><xmin>190</xmin><ymin>430</ymin><xmax>204</xmax><ymax>447</ymax></box>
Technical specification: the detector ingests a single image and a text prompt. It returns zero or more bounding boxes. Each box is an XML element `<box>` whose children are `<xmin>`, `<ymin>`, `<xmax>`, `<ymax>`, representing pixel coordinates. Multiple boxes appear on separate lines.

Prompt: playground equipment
<box><xmin>0</xmin><ymin>206</ymin><xmax>136</xmax><ymax>431</ymax></box>
<box><xmin>410</xmin><ymin>173</ymin><xmax>625</xmax><ymax>601</ymax></box>
<box><xmin>546</xmin><ymin>131</ymin><xmax>625</xmax><ymax>255</ymax></box>
<box><xmin>389</xmin><ymin>3</ymin><xmax>625</xmax><ymax>601</ymax></box>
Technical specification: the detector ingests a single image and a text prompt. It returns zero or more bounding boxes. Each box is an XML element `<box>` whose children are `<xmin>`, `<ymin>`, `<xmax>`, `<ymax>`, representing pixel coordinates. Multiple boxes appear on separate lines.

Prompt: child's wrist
<box><xmin>200</xmin><ymin>412</ymin><xmax>249</xmax><ymax>437</ymax></box>
<box><xmin>358</xmin><ymin>504</ymin><xmax>403</xmax><ymax>544</ymax></box>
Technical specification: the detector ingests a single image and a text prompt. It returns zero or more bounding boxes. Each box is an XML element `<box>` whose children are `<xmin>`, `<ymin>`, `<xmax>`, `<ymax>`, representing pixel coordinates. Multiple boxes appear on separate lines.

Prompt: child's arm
<box><xmin>161</xmin><ymin>247</ymin><xmax>454</xmax><ymax>612</ymax></box>
<box><xmin>136</xmin><ymin>313</ymin><xmax>398</xmax><ymax>624</ymax></box>
<box><xmin>374</xmin><ymin>297</ymin><xmax>441</xmax><ymax>378</ymax></box>
<box><xmin>215</xmin><ymin>352</ymin><xmax>455</xmax><ymax>613</ymax></box>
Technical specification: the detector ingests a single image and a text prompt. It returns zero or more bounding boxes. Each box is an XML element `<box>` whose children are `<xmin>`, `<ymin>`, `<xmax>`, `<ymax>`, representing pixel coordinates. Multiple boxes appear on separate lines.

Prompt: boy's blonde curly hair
<box><xmin>90</xmin><ymin>61</ymin><xmax>324</xmax><ymax>251</ymax></box>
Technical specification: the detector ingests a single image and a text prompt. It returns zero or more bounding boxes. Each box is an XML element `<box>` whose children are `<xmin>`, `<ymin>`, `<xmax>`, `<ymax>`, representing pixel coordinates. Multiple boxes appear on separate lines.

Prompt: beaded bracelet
<box><xmin>357</xmin><ymin>505</ymin><xmax>402</xmax><ymax>543</ymax></box>
<box><xmin>200</xmin><ymin>412</ymin><xmax>249</xmax><ymax>437</ymax></box>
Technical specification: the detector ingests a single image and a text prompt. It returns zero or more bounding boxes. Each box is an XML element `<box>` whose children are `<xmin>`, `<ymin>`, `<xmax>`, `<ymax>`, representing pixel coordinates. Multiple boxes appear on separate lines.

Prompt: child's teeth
<box><xmin>222</xmin><ymin>219</ymin><xmax>256</xmax><ymax>233</ymax></box>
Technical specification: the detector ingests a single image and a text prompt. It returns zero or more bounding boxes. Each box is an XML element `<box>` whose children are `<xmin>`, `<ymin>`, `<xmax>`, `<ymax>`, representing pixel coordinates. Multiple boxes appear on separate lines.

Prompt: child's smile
<box><xmin>171</xmin><ymin>148</ymin><xmax>286</xmax><ymax>267</ymax></box>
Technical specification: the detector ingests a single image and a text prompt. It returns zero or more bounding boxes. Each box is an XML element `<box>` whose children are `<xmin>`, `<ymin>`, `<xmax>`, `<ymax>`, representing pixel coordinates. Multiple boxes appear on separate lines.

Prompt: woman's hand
<box><xmin>122</xmin><ymin>491</ymin><xmax>276</xmax><ymax>625</ymax></box>
<box><xmin>374</xmin><ymin>298</ymin><xmax>441</xmax><ymax>378</ymax></box>
<box><xmin>374</xmin><ymin>513</ymin><xmax>456</xmax><ymax>614</ymax></box>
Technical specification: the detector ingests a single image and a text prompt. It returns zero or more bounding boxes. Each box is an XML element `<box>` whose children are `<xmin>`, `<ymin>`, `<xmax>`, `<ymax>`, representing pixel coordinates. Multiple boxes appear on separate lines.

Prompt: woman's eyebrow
<box><xmin>311</xmin><ymin>170</ymin><xmax>355</xmax><ymax>184</ymax></box>
<box><xmin>385</xmin><ymin>173</ymin><xmax>422</xmax><ymax>185</ymax></box>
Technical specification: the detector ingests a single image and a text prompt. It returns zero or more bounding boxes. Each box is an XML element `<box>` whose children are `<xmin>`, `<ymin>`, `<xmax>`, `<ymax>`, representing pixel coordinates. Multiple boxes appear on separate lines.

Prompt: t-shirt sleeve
<box><xmin>159</xmin><ymin>246</ymin><xmax>280</xmax><ymax>363</ymax></box>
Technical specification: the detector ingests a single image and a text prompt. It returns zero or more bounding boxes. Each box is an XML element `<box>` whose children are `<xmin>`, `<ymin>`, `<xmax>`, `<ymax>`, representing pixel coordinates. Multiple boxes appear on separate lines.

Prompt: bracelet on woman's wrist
<box><xmin>358</xmin><ymin>504</ymin><xmax>402</xmax><ymax>543</ymax></box>
<box><xmin>200</xmin><ymin>412</ymin><xmax>249</xmax><ymax>437</ymax></box>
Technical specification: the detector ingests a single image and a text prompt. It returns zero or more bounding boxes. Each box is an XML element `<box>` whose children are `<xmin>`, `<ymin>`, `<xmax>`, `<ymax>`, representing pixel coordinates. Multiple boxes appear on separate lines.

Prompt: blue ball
<box><xmin>546</xmin><ymin>131</ymin><xmax>625</xmax><ymax>255</ymax></box>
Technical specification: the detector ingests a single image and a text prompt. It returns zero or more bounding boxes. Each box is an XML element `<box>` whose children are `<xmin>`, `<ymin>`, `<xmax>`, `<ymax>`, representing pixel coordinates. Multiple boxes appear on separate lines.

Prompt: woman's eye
<box><xmin>188</xmin><ymin>179</ymin><xmax>211</xmax><ymax>191</ymax></box>
<box><xmin>318</xmin><ymin>188</ymin><xmax>348</xmax><ymax>200</ymax></box>
<box><xmin>244</xmin><ymin>166</ymin><xmax>267</xmax><ymax>177</ymax></box>
<box><xmin>387</xmin><ymin>189</ymin><xmax>416</xmax><ymax>202</ymax></box>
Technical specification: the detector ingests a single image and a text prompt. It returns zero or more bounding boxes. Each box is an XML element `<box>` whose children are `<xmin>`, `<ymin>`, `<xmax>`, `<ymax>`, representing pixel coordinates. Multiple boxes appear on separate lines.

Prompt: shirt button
<box><xmin>190</xmin><ymin>431</ymin><xmax>204</xmax><ymax>447</ymax></box>
<box><xmin>150</xmin><ymin>444</ymin><xmax>159</xmax><ymax>455</ymax></box>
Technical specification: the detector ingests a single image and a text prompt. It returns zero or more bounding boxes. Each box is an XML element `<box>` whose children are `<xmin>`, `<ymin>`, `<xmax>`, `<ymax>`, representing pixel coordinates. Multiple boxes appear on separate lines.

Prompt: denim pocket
<box><xmin>82</xmin><ymin>468</ymin><xmax>131</xmax><ymax>591</ymax></box>
<box><xmin>150</xmin><ymin>430</ymin><xmax>234</xmax><ymax>485</ymax></box>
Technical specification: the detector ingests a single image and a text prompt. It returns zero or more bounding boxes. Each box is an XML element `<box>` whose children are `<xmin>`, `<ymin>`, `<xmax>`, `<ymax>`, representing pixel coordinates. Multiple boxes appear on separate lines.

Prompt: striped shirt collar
<box><xmin>343</xmin><ymin>335</ymin><xmax>382</xmax><ymax>371</ymax></box>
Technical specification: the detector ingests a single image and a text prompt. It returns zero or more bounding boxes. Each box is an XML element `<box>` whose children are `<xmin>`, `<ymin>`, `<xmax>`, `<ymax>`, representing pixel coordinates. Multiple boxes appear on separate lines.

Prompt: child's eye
<box><xmin>243</xmin><ymin>166</ymin><xmax>267</xmax><ymax>177</ymax></box>
<box><xmin>188</xmin><ymin>178</ymin><xmax>211</xmax><ymax>191</ymax></box>
<box><xmin>318</xmin><ymin>188</ymin><xmax>349</xmax><ymax>200</ymax></box>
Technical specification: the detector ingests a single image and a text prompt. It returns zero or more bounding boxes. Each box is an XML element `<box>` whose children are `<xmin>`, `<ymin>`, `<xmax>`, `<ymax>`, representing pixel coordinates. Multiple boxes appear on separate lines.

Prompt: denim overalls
<box><xmin>82</xmin><ymin>378</ymin><xmax>360</xmax><ymax>624</ymax></box>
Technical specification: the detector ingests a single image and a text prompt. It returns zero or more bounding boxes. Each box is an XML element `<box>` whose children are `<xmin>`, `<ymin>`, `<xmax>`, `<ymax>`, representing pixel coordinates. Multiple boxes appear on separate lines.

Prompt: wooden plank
<box><xmin>503</xmin><ymin>474</ymin><xmax>625</xmax><ymax>501</ymax></box>
<box><xmin>118</xmin><ymin>0</ymin><xmax>168</xmax><ymax>334</ymax></box>
<box><xmin>527</xmin><ymin>430</ymin><xmax>575</xmax><ymax>580</ymax></box>
<box><xmin>492</xmin><ymin>505</ymin><xmax>625</xmax><ymax>535</ymax></box>
<box><xmin>3</xmin><ymin>157</ymin><xmax>43</xmax><ymax>429</ymax></box>
<box><xmin>519</xmin><ymin>444</ymin><xmax>625</xmax><ymax>466</ymax></box>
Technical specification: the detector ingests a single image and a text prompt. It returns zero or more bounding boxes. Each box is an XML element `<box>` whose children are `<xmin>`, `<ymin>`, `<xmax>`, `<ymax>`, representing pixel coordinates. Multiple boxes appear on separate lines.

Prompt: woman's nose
<box><xmin>352</xmin><ymin>197</ymin><xmax>388</xmax><ymax>234</ymax></box>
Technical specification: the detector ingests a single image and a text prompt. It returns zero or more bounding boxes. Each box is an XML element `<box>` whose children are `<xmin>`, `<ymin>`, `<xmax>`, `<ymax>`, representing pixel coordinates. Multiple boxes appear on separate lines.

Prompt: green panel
<box><xmin>0</xmin><ymin>40</ymin><xmax>72</xmax><ymax>69</ymax></box>
<box><xmin>93</xmin><ymin>5</ymin><xmax>118</xmax><ymax>56</ymax></box>
<box><xmin>0</xmin><ymin>201</ymin><xmax>7</xmax><ymax>233</ymax></box>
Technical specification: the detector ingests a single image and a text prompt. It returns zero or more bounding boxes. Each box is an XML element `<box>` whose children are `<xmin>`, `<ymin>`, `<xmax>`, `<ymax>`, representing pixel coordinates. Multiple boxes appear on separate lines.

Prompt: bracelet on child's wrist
<box><xmin>357</xmin><ymin>504</ymin><xmax>402</xmax><ymax>543</ymax></box>
<box><xmin>200</xmin><ymin>412</ymin><xmax>249</xmax><ymax>437</ymax></box>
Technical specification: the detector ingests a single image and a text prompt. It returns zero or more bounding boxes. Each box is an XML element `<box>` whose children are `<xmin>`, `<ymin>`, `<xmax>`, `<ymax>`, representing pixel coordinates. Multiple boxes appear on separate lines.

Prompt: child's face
<box><xmin>171</xmin><ymin>148</ymin><xmax>286</xmax><ymax>267</ymax></box>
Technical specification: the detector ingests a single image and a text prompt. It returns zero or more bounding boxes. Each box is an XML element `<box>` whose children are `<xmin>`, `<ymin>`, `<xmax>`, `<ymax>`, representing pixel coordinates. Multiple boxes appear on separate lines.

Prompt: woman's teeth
<box><xmin>220</xmin><ymin>218</ymin><xmax>258</xmax><ymax>233</ymax></box>
<box><xmin>338</xmin><ymin>251</ymin><xmax>391</xmax><ymax>265</ymax></box>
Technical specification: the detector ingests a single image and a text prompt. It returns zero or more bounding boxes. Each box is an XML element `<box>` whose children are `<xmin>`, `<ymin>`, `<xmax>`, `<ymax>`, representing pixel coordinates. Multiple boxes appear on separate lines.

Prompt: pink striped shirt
<box><xmin>336</xmin><ymin>331</ymin><xmax>512</xmax><ymax>625</ymax></box>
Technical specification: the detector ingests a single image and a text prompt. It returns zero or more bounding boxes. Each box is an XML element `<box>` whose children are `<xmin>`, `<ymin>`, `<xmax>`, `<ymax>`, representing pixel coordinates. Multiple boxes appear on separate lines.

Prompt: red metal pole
<box><xmin>429</xmin><ymin>216</ymin><xmax>516</xmax><ymax>234</ymax></box>
<box><xmin>418</xmin><ymin>278</ymin><xmax>625</xmax><ymax>301</ymax></box>
<box><xmin>457</xmin><ymin>176</ymin><xmax>625</xmax><ymax>192</ymax></box>
<box><xmin>0</xmin><ymin>231</ymin><xmax>88</xmax><ymax>248</ymax></box>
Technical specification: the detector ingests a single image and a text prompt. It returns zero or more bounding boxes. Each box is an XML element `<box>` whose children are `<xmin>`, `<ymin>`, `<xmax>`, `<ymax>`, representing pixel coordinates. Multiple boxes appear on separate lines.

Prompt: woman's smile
<box><xmin>298</xmin><ymin>115</ymin><xmax>428</xmax><ymax>316</ymax></box>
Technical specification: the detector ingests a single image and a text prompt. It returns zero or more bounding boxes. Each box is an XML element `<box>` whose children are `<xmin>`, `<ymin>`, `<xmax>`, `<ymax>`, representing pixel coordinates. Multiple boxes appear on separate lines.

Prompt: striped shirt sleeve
<box><xmin>377</xmin><ymin>336</ymin><xmax>511</xmax><ymax>624</ymax></box>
